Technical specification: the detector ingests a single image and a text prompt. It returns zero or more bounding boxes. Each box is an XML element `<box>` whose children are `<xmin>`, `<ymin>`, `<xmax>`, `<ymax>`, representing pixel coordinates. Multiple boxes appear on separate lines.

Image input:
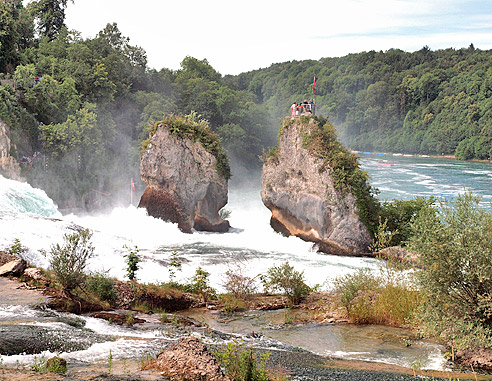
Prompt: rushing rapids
<box><xmin>1</xmin><ymin>154</ymin><xmax>492</xmax><ymax>372</ymax></box>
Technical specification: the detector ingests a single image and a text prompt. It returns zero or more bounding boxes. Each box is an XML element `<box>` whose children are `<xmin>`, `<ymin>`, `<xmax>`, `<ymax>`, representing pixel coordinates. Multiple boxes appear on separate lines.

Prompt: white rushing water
<box><xmin>0</xmin><ymin>174</ymin><xmax>379</xmax><ymax>292</ymax></box>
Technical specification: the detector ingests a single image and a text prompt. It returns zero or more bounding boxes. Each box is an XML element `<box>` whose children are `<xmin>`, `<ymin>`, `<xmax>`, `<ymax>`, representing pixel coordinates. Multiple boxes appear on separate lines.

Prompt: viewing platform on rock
<box><xmin>291</xmin><ymin>100</ymin><xmax>316</xmax><ymax>118</ymax></box>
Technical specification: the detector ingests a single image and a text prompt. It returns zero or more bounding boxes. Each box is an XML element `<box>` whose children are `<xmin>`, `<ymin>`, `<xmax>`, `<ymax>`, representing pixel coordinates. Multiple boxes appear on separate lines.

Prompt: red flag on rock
<box><xmin>313</xmin><ymin>76</ymin><xmax>316</xmax><ymax>94</ymax></box>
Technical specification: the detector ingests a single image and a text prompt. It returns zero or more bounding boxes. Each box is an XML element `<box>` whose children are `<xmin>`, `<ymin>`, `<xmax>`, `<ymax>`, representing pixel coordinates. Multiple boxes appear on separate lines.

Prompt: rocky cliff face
<box><xmin>0</xmin><ymin>119</ymin><xmax>22</xmax><ymax>181</ymax></box>
<box><xmin>139</xmin><ymin>120</ymin><xmax>230</xmax><ymax>233</ymax></box>
<box><xmin>261</xmin><ymin>117</ymin><xmax>372</xmax><ymax>256</ymax></box>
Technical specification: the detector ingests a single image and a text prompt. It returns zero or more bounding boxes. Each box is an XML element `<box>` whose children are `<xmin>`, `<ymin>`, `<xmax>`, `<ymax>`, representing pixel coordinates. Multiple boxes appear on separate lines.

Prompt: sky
<box><xmin>63</xmin><ymin>0</ymin><xmax>492</xmax><ymax>75</ymax></box>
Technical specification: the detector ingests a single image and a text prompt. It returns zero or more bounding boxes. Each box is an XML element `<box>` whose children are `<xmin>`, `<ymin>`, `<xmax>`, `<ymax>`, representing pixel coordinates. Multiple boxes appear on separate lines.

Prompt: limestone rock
<box><xmin>139</xmin><ymin>121</ymin><xmax>229</xmax><ymax>233</ymax></box>
<box><xmin>23</xmin><ymin>267</ymin><xmax>49</xmax><ymax>284</ymax></box>
<box><xmin>0</xmin><ymin>119</ymin><xmax>23</xmax><ymax>181</ymax></box>
<box><xmin>145</xmin><ymin>336</ymin><xmax>229</xmax><ymax>380</ymax></box>
<box><xmin>261</xmin><ymin>117</ymin><xmax>372</xmax><ymax>256</ymax></box>
<box><xmin>0</xmin><ymin>259</ymin><xmax>27</xmax><ymax>277</ymax></box>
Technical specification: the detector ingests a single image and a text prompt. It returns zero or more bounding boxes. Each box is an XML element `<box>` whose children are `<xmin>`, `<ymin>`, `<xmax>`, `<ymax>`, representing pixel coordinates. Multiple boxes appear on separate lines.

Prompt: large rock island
<box><xmin>261</xmin><ymin>116</ymin><xmax>375</xmax><ymax>256</ymax></box>
<box><xmin>0</xmin><ymin>119</ymin><xmax>23</xmax><ymax>181</ymax></box>
<box><xmin>139</xmin><ymin>115</ymin><xmax>231</xmax><ymax>233</ymax></box>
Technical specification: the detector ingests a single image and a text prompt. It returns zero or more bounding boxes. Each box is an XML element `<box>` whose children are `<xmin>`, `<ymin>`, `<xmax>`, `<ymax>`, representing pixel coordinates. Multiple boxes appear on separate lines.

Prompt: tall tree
<box><xmin>31</xmin><ymin>0</ymin><xmax>73</xmax><ymax>40</ymax></box>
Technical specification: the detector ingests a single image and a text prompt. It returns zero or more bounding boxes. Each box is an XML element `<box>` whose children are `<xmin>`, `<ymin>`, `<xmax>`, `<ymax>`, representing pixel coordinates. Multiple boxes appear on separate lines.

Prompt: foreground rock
<box><xmin>261</xmin><ymin>117</ymin><xmax>372</xmax><ymax>255</ymax></box>
<box><xmin>139</xmin><ymin>117</ymin><xmax>230</xmax><ymax>233</ymax></box>
<box><xmin>0</xmin><ymin>259</ymin><xmax>27</xmax><ymax>277</ymax></box>
<box><xmin>144</xmin><ymin>336</ymin><xmax>229</xmax><ymax>380</ymax></box>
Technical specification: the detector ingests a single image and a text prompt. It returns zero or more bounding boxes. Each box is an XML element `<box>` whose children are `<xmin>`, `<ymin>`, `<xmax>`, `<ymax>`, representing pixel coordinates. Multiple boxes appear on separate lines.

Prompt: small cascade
<box><xmin>0</xmin><ymin>175</ymin><xmax>59</xmax><ymax>217</ymax></box>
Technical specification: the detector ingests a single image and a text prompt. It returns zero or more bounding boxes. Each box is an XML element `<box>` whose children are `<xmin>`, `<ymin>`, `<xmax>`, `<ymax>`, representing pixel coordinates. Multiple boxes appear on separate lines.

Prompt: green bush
<box><xmin>123</xmin><ymin>245</ymin><xmax>140</xmax><ymax>281</ymax></box>
<box><xmin>86</xmin><ymin>273</ymin><xmax>118</xmax><ymax>307</ymax></box>
<box><xmin>333</xmin><ymin>267</ymin><xmax>420</xmax><ymax>325</ymax></box>
<box><xmin>219</xmin><ymin>293</ymin><xmax>247</xmax><ymax>313</ymax></box>
<box><xmin>185</xmin><ymin>266</ymin><xmax>217</xmax><ymax>302</ymax></box>
<box><xmin>261</xmin><ymin>262</ymin><xmax>310</xmax><ymax>305</ymax></box>
<box><xmin>49</xmin><ymin>229</ymin><xmax>95</xmax><ymax>294</ymax></box>
<box><xmin>378</xmin><ymin>197</ymin><xmax>437</xmax><ymax>247</ymax></box>
<box><xmin>410</xmin><ymin>191</ymin><xmax>492</xmax><ymax>349</ymax></box>
<box><xmin>215</xmin><ymin>341</ymin><xmax>270</xmax><ymax>381</ymax></box>
<box><xmin>7</xmin><ymin>238</ymin><xmax>23</xmax><ymax>256</ymax></box>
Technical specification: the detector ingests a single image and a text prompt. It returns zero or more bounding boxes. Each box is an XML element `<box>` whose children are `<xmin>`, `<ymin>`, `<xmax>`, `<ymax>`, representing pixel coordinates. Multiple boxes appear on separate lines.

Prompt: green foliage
<box><xmin>168</xmin><ymin>250</ymin><xmax>182</xmax><ymax>284</ymax></box>
<box><xmin>30</xmin><ymin>355</ymin><xmax>66</xmax><ymax>373</ymax></box>
<box><xmin>261</xmin><ymin>262</ymin><xmax>310</xmax><ymax>305</ymax></box>
<box><xmin>378</xmin><ymin>197</ymin><xmax>437</xmax><ymax>247</ymax></box>
<box><xmin>410</xmin><ymin>191</ymin><xmax>492</xmax><ymax>349</ymax></box>
<box><xmin>219</xmin><ymin>293</ymin><xmax>247</xmax><ymax>313</ymax></box>
<box><xmin>215</xmin><ymin>341</ymin><xmax>271</xmax><ymax>381</ymax></box>
<box><xmin>86</xmin><ymin>273</ymin><xmax>118</xmax><ymax>307</ymax></box>
<box><xmin>123</xmin><ymin>245</ymin><xmax>140</xmax><ymax>281</ymax></box>
<box><xmin>298</xmin><ymin>115</ymin><xmax>380</xmax><ymax>236</ymax></box>
<box><xmin>7</xmin><ymin>238</ymin><xmax>23</xmax><ymax>256</ymax></box>
<box><xmin>186</xmin><ymin>266</ymin><xmax>216</xmax><ymax>302</ymax></box>
<box><xmin>333</xmin><ymin>267</ymin><xmax>420</xmax><ymax>325</ymax></box>
<box><xmin>49</xmin><ymin>228</ymin><xmax>95</xmax><ymax>293</ymax></box>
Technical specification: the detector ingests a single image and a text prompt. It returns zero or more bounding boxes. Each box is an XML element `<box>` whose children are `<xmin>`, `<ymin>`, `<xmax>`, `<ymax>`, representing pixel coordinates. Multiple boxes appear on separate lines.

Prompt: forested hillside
<box><xmin>2</xmin><ymin>0</ymin><xmax>491</xmax><ymax>209</ymax></box>
<box><xmin>232</xmin><ymin>46</ymin><xmax>492</xmax><ymax>159</ymax></box>
<box><xmin>0</xmin><ymin>0</ymin><xmax>274</xmax><ymax>208</ymax></box>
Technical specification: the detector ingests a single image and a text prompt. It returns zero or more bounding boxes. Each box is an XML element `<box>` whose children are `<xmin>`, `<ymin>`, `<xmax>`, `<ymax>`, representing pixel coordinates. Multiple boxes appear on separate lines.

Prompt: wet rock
<box><xmin>89</xmin><ymin>311</ymin><xmax>146</xmax><ymax>326</ymax></box>
<box><xmin>0</xmin><ymin>325</ymin><xmax>101</xmax><ymax>355</ymax></box>
<box><xmin>261</xmin><ymin>117</ymin><xmax>372</xmax><ymax>256</ymax></box>
<box><xmin>139</xmin><ymin>120</ymin><xmax>229</xmax><ymax>233</ymax></box>
<box><xmin>145</xmin><ymin>336</ymin><xmax>229</xmax><ymax>380</ymax></box>
<box><xmin>0</xmin><ymin>259</ymin><xmax>27</xmax><ymax>277</ymax></box>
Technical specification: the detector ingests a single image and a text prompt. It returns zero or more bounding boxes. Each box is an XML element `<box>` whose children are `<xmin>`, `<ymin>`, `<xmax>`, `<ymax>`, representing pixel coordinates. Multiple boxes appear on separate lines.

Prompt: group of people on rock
<box><xmin>291</xmin><ymin>99</ymin><xmax>316</xmax><ymax>118</ymax></box>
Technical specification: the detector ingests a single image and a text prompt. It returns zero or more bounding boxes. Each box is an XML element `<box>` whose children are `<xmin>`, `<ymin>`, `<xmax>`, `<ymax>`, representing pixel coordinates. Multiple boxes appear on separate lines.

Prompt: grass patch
<box><xmin>334</xmin><ymin>267</ymin><xmax>420</xmax><ymax>326</ymax></box>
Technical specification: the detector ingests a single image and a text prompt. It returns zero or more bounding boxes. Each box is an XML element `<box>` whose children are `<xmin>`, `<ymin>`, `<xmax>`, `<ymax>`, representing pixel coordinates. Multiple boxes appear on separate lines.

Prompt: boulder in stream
<box><xmin>139</xmin><ymin>115</ymin><xmax>231</xmax><ymax>233</ymax></box>
<box><xmin>144</xmin><ymin>336</ymin><xmax>229</xmax><ymax>380</ymax></box>
<box><xmin>261</xmin><ymin>116</ymin><xmax>375</xmax><ymax>256</ymax></box>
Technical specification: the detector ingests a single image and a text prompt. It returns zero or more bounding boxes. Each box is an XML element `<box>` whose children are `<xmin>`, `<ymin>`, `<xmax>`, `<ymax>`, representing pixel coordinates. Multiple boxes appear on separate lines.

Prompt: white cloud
<box><xmin>62</xmin><ymin>0</ymin><xmax>492</xmax><ymax>74</ymax></box>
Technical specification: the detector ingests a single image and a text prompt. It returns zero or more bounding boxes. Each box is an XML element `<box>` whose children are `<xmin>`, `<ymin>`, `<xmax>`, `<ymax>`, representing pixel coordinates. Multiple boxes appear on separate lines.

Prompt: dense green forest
<box><xmin>231</xmin><ymin>45</ymin><xmax>492</xmax><ymax>159</ymax></box>
<box><xmin>1</xmin><ymin>0</ymin><xmax>491</xmax><ymax>208</ymax></box>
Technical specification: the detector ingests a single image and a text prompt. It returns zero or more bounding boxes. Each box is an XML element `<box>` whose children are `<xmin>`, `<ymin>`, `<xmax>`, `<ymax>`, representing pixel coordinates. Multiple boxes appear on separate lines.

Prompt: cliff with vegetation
<box><xmin>0</xmin><ymin>119</ymin><xmax>22</xmax><ymax>181</ymax></box>
<box><xmin>261</xmin><ymin>116</ymin><xmax>377</xmax><ymax>256</ymax></box>
<box><xmin>139</xmin><ymin>114</ymin><xmax>230</xmax><ymax>233</ymax></box>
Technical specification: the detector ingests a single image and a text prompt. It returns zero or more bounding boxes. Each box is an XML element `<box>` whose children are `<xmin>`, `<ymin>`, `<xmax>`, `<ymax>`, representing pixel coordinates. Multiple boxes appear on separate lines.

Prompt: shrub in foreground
<box><xmin>410</xmin><ymin>192</ymin><xmax>492</xmax><ymax>349</ymax></box>
<box><xmin>261</xmin><ymin>262</ymin><xmax>310</xmax><ymax>305</ymax></box>
<box><xmin>333</xmin><ymin>267</ymin><xmax>420</xmax><ymax>325</ymax></box>
<box><xmin>49</xmin><ymin>228</ymin><xmax>94</xmax><ymax>294</ymax></box>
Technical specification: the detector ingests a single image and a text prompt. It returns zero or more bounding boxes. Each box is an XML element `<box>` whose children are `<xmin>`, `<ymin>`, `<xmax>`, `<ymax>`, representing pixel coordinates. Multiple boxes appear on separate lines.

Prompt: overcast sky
<box><xmin>63</xmin><ymin>0</ymin><xmax>492</xmax><ymax>75</ymax></box>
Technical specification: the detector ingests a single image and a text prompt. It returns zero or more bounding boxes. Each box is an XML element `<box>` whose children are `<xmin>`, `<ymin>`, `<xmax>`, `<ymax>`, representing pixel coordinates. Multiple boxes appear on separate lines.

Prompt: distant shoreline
<box><xmin>353</xmin><ymin>151</ymin><xmax>492</xmax><ymax>165</ymax></box>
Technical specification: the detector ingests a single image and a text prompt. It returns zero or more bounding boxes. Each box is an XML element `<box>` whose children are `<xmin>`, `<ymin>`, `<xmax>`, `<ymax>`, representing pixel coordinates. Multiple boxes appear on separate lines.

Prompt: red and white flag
<box><xmin>312</xmin><ymin>76</ymin><xmax>316</xmax><ymax>94</ymax></box>
<box><xmin>131</xmin><ymin>178</ymin><xmax>135</xmax><ymax>191</ymax></box>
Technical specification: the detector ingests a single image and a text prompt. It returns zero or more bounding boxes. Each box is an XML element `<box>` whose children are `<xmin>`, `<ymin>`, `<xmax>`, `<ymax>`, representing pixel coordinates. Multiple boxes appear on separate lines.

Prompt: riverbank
<box><xmin>1</xmin><ymin>252</ymin><xmax>491</xmax><ymax>380</ymax></box>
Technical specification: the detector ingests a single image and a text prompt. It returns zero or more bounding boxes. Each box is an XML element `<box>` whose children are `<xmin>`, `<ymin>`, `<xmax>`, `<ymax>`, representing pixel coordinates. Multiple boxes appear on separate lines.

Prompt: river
<box><xmin>1</xmin><ymin>154</ymin><xmax>491</xmax><ymax>375</ymax></box>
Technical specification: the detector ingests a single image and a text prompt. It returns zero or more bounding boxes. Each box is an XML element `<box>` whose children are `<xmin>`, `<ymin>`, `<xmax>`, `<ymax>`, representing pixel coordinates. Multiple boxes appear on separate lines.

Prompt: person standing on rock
<box><xmin>291</xmin><ymin>102</ymin><xmax>297</xmax><ymax>118</ymax></box>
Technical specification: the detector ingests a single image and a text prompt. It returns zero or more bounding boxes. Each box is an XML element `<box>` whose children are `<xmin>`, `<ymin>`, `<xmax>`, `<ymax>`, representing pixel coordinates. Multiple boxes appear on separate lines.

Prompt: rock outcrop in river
<box><xmin>261</xmin><ymin>116</ymin><xmax>373</xmax><ymax>255</ymax></box>
<box><xmin>0</xmin><ymin>119</ymin><xmax>22</xmax><ymax>181</ymax></box>
<box><xmin>139</xmin><ymin>115</ymin><xmax>231</xmax><ymax>233</ymax></box>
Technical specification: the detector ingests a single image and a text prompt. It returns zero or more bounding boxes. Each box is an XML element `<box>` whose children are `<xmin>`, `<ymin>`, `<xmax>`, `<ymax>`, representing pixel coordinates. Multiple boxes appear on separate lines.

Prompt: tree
<box><xmin>0</xmin><ymin>0</ymin><xmax>33</xmax><ymax>72</ymax></box>
<box><xmin>410</xmin><ymin>192</ymin><xmax>492</xmax><ymax>348</ymax></box>
<box><xmin>31</xmin><ymin>0</ymin><xmax>73</xmax><ymax>40</ymax></box>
